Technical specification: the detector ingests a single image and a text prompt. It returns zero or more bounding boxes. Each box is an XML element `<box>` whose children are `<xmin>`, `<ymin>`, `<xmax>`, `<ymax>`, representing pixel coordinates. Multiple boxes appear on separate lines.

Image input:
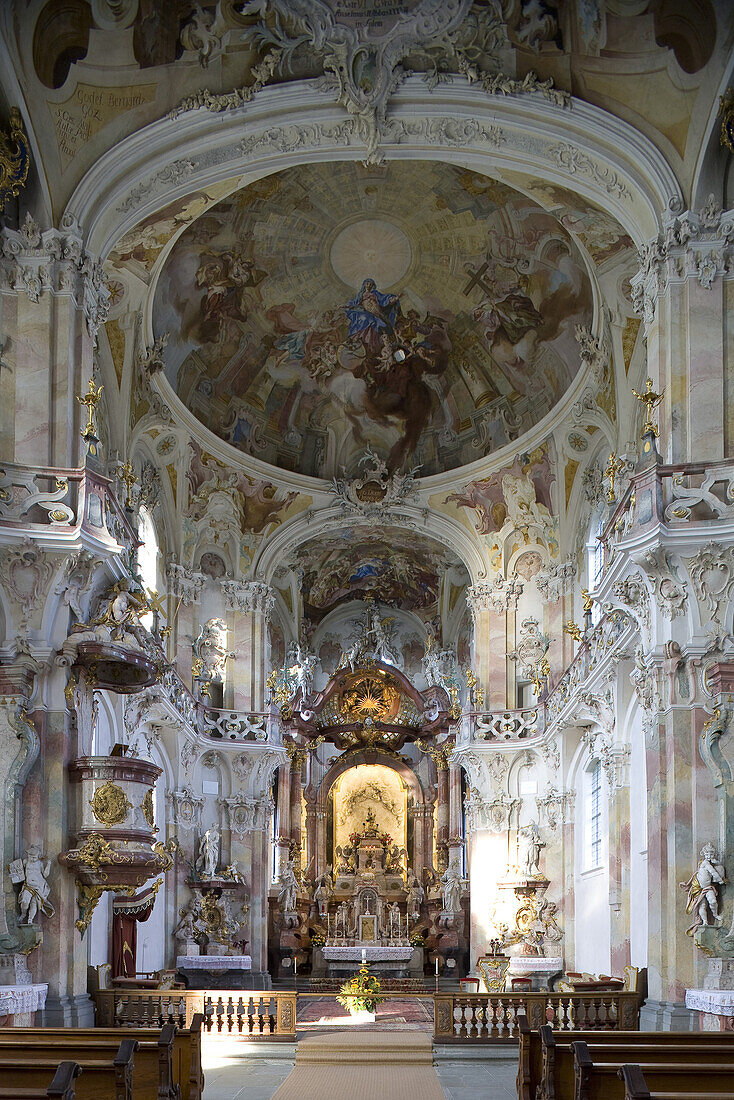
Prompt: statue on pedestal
<box><xmin>680</xmin><ymin>843</ymin><xmax>725</xmax><ymax>936</ymax></box>
<box><xmin>441</xmin><ymin>859</ymin><xmax>463</xmax><ymax>913</ymax></box>
<box><xmin>407</xmin><ymin>873</ymin><xmax>425</xmax><ymax>921</ymax></box>
<box><xmin>313</xmin><ymin>875</ymin><xmax>332</xmax><ymax>917</ymax></box>
<box><xmin>14</xmin><ymin>846</ymin><xmax>54</xmax><ymax>924</ymax></box>
<box><xmin>519</xmin><ymin>822</ymin><xmax>545</xmax><ymax>878</ymax></box>
<box><xmin>278</xmin><ymin>859</ymin><xmax>299</xmax><ymax>913</ymax></box>
<box><xmin>197</xmin><ymin>827</ymin><xmax>220</xmax><ymax>878</ymax></box>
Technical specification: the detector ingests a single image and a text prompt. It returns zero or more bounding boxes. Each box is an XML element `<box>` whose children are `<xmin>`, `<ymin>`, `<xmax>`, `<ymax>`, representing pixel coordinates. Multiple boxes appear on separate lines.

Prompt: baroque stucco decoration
<box><xmin>171</xmin><ymin>1</ymin><xmax>568</xmax><ymax>165</ymax></box>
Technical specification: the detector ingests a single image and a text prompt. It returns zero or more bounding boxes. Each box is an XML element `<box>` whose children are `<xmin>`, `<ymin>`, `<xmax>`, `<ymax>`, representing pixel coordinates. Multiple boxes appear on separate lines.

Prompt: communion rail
<box><xmin>433</xmin><ymin>991</ymin><xmax>641</xmax><ymax>1043</ymax></box>
<box><xmin>92</xmin><ymin>989</ymin><xmax>297</xmax><ymax>1039</ymax></box>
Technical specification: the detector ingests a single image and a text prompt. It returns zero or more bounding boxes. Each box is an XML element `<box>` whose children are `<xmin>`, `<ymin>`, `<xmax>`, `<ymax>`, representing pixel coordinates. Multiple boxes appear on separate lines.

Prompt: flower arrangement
<box><xmin>409</xmin><ymin>931</ymin><xmax>424</xmax><ymax>946</ymax></box>
<box><xmin>336</xmin><ymin>966</ymin><xmax>385</xmax><ymax>1014</ymax></box>
<box><xmin>311</xmin><ymin>932</ymin><xmax>326</xmax><ymax>946</ymax></box>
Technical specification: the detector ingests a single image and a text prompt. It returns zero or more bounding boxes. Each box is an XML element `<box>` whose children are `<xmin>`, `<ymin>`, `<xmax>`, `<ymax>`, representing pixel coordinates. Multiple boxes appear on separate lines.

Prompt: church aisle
<box><xmin>271</xmin><ymin>1032</ymin><xmax>445</xmax><ymax>1098</ymax></box>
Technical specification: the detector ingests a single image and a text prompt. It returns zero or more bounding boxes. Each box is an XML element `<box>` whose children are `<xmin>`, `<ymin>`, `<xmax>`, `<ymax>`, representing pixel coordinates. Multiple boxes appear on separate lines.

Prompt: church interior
<box><xmin>1</xmin><ymin>1</ymin><xmax>734</xmax><ymax>1097</ymax></box>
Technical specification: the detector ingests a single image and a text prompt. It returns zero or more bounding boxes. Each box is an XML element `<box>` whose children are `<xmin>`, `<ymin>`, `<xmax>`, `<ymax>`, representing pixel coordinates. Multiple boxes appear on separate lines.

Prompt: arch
<box><xmin>315</xmin><ymin>748</ymin><xmax>426</xmax><ymax>813</ymax></box>
<box><xmin>68</xmin><ymin>82</ymin><xmax>682</xmax><ymax>265</ymax></box>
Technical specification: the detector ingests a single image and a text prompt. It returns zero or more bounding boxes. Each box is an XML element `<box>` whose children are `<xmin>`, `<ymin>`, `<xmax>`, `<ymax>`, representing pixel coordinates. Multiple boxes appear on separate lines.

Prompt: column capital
<box><xmin>166</xmin><ymin>561</ymin><xmax>205</xmax><ymax>604</ymax></box>
<box><xmin>221</xmin><ymin>579</ymin><xmax>275</xmax><ymax>618</ymax></box>
<box><xmin>0</xmin><ymin>212</ymin><xmax>109</xmax><ymax>334</ymax></box>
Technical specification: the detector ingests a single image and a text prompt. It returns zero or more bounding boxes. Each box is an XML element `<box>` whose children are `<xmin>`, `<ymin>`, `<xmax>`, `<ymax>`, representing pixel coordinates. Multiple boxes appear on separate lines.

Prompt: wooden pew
<box><xmin>532</xmin><ymin>1024</ymin><xmax>734</xmax><ymax>1100</ymax></box>
<box><xmin>0</xmin><ymin>1061</ymin><xmax>82</xmax><ymax>1100</ymax></box>
<box><xmin>0</xmin><ymin>1040</ymin><xmax>137</xmax><ymax>1100</ymax></box>
<box><xmin>0</xmin><ymin>1017</ymin><xmax>202</xmax><ymax>1100</ymax></box>
<box><xmin>619</xmin><ymin>1063</ymin><xmax>734</xmax><ymax>1100</ymax></box>
<box><xmin>572</xmin><ymin>1044</ymin><xmax>734</xmax><ymax>1100</ymax></box>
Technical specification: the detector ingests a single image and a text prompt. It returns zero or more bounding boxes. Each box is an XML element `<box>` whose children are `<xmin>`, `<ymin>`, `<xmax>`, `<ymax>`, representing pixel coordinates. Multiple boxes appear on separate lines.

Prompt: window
<box><xmin>586</xmin><ymin>760</ymin><xmax>603</xmax><ymax>869</ymax></box>
<box><xmin>137</xmin><ymin>506</ymin><xmax>159</xmax><ymax>630</ymax></box>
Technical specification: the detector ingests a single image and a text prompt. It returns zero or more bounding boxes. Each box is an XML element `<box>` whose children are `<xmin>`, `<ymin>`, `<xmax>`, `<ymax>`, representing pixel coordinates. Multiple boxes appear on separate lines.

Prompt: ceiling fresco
<box><xmin>153</xmin><ymin>161</ymin><xmax>594</xmax><ymax>479</ymax></box>
<box><xmin>296</xmin><ymin>526</ymin><xmax>465</xmax><ymax>619</ymax></box>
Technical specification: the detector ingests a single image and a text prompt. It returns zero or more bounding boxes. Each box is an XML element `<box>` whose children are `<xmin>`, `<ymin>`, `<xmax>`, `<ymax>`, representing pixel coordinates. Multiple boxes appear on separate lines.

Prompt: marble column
<box><xmin>222</xmin><ymin>580</ymin><xmax>274</xmax><ymax>712</ymax></box>
<box><xmin>274</xmin><ymin>765</ymin><xmax>291</xmax><ymax>882</ymax></box>
<box><xmin>448</xmin><ymin>761</ymin><xmax>464</xmax><ymax>869</ymax></box>
<box><xmin>166</xmin><ymin>563</ymin><xmax>205</xmax><ymax>690</ymax></box>
<box><xmin>289</xmin><ymin>759</ymin><xmax>303</xmax><ymax>855</ymax></box>
<box><xmin>436</xmin><ymin>762</ymin><xmax>449</xmax><ymax>856</ymax></box>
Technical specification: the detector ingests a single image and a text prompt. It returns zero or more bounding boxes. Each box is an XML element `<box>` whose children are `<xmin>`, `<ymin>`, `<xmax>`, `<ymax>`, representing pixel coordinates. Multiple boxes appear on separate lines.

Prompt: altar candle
<box><xmin>327</xmin><ymin>913</ymin><xmax>330</xmax><ymax>938</ymax></box>
<box><xmin>435</xmin><ymin>956</ymin><xmax>439</xmax><ymax>976</ymax></box>
<box><xmin>294</xmin><ymin>956</ymin><xmax>297</xmax><ymax>977</ymax></box>
<box><xmin>362</xmin><ymin>948</ymin><xmax>366</xmax><ymax>966</ymax></box>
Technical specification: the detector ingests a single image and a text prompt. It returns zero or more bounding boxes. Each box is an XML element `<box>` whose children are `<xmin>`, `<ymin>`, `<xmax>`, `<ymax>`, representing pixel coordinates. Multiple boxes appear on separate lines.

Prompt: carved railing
<box><xmin>92</xmin><ymin>989</ymin><xmax>297</xmax><ymax>1038</ymax></box>
<box><xmin>201</xmin><ymin>708</ymin><xmax>275</xmax><ymax>743</ymax></box>
<box><xmin>457</xmin><ymin>706</ymin><xmax>545</xmax><ymax>746</ymax></box>
<box><xmin>545</xmin><ymin>611</ymin><xmax>634</xmax><ymax>725</ymax></box>
<box><xmin>0</xmin><ymin>462</ymin><xmax>137</xmax><ymax>550</ymax></box>
<box><xmin>433</xmin><ymin>991</ymin><xmax>640</xmax><ymax>1042</ymax></box>
<box><xmin>599</xmin><ymin>458</ymin><xmax>734</xmax><ymax>571</ymax></box>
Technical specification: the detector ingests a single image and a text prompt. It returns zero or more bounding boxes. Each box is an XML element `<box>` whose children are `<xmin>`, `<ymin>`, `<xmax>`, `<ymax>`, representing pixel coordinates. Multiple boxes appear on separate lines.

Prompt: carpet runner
<box><xmin>271</xmin><ymin>1031</ymin><xmax>446</xmax><ymax>1099</ymax></box>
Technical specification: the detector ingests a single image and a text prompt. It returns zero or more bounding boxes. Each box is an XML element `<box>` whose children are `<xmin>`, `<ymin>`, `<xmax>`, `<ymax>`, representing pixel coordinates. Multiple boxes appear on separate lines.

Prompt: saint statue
<box><xmin>519</xmin><ymin>822</ymin><xmax>545</xmax><ymax>878</ymax></box>
<box><xmin>313</xmin><ymin>875</ymin><xmax>332</xmax><ymax>918</ymax></box>
<box><xmin>277</xmin><ymin>860</ymin><xmax>299</xmax><ymax>913</ymax></box>
<box><xmin>17</xmin><ymin>846</ymin><xmax>54</xmax><ymax>924</ymax></box>
<box><xmin>407</xmin><ymin>873</ymin><xmax>425</xmax><ymax>921</ymax></box>
<box><xmin>198</xmin><ymin>827</ymin><xmax>220</xmax><ymax>879</ymax></box>
<box><xmin>441</xmin><ymin>859</ymin><xmax>463</xmax><ymax>914</ymax></box>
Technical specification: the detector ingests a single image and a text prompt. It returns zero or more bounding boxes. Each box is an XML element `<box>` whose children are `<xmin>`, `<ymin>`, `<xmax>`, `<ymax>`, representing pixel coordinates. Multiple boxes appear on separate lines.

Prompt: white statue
<box><xmin>17</xmin><ymin>846</ymin><xmax>54</xmax><ymax>924</ymax></box>
<box><xmin>519</xmin><ymin>822</ymin><xmax>545</xmax><ymax>877</ymax></box>
<box><xmin>441</xmin><ymin>859</ymin><xmax>463</xmax><ymax>913</ymax></box>
<box><xmin>407</xmin><ymin>874</ymin><xmax>425</xmax><ymax>921</ymax></box>
<box><xmin>173</xmin><ymin>899</ymin><xmax>202</xmax><ymax>946</ymax></box>
<box><xmin>389</xmin><ymin>902</ymin><xmax>401</xmax><ymax>937</ymax></box>
<box><xmin>198</xmin><ymin>827</ymin><xmax>220</xmax><ymax>878</ymax></box>
<box><xmin>680</xmin><ymin>843</ymin><xmax>725</xmax><ymax>935</ymax></box>
<box><xmin>289</xmin><ymin>643</ymin><xmax>317</xmax><ymax>699</ymax></box>
<box><xmin>313</xmin><ymin>875</ymin><xmax>332</xmax><ymax>917</ymax></box>
<box><xmin>193</xmin><ymin>618</ymin><xmax>231</xmax><ymax>682</ymax></box>
<box><xmin>337</xmin><ymin>900</ymin><xmax>351</xmax><ymax>934</ymax></box>
<box><xmin>278</xmin><ymin>860</ymin><xmax>299</xmax><ymax>913</ymax></box>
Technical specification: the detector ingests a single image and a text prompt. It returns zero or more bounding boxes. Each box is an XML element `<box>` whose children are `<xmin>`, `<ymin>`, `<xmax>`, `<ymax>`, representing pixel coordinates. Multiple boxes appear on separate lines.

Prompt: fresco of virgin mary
<box><xmin>344</xmin><ymin>278</ymin><xmax>402</xmax><ymax>353</ymax></box>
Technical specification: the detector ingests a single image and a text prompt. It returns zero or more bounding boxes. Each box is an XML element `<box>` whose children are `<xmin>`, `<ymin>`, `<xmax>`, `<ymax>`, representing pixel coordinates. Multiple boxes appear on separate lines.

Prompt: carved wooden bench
<box><xmin>517</xmin><ymin>1018</ymin><xmax>734</xmax><ymax>1100</ymax></box>
<box><xmin>619</xmin><ymin>1063</ymin><xmax>734</xmax><ymax>1100</ymax></box>
<box><xmin>0</xmin><ymin>1061</ymin><xmax>81</xmax><ymax>1100</ymax></box>
<box><xmin>0</xmin><ymin>1039</ymin><xmax>137</xmax><ymax>1100</ymax></box>
<box><xmin>0</xmin><ymin>1017</ymin><xmax>203</xmax><ymax>1100</ymax></box>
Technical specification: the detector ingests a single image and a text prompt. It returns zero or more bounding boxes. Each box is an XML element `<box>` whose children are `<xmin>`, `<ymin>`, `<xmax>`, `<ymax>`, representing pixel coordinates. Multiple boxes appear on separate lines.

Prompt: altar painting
<box><xmin>332</xmin><ymin>765</ymin><xmax>407</xmax><ymax>866</ymax></box>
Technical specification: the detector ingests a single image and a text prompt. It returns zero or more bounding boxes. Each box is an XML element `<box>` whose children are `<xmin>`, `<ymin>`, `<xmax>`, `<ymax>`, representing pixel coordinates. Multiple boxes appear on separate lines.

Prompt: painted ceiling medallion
<box><xmin>153</xmin><ymin>161</ymin><xmax>593</xmax><ymax>479</ymax></box>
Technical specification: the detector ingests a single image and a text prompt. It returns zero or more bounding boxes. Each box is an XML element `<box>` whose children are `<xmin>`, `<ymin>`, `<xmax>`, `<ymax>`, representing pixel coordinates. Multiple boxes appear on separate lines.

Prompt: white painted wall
<box><xmin>629</xmin><ymin>720</ymin><xmax>648</xmax><ymax>967</ymax></box>
<box><xmin>573</xmin><ymin>755</ymin><xmax>611</xmax><ymax>974</ymax></box>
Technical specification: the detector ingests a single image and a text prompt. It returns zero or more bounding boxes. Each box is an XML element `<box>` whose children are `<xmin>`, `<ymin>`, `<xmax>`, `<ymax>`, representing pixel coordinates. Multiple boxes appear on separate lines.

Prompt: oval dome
<box><xmin>153</xmin><ymin>161</ymin><xmax>593</xmax><ymax>478</ymax></box>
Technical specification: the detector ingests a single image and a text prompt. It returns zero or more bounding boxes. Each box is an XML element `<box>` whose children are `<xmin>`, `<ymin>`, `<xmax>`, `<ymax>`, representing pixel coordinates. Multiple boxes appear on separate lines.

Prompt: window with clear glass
<box><xmin>587</xmin><ymin>759</ymin><xmax>603</xmax><ymax>868</ymax></box>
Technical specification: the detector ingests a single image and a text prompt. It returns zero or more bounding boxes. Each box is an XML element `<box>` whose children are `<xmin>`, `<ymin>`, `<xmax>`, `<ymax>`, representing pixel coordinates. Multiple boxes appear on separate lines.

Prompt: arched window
<box><xmin>137</xmin><ymin>506</ymin><xmax>159</xmax><ymax>630</ymax></box>
<box><xmin>585</xmin><ymin>759</ymin><xmax>604</xmax><ymax>870</ymax></box>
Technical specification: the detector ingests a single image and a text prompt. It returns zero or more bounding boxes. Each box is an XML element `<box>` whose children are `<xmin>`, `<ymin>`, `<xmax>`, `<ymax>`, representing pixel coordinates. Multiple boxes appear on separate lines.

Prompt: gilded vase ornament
<box><xmin>604</xmin><ymin>451</ymin><xmax>625</xmax><ymax>503</ymax></box>
<box><xmin>89</xmin><ymin>779</ymin><xmax>132</xmax><ymax>826</ymax></box>
<box><xmin>0</xmin><ymin>107</ymin><xmax>30</xmax><ymax>211</ymax></box>
<box><xmin>77</xmin><ymin>377</ymin><xmax>103</xmax><ymax>441</ymax></box>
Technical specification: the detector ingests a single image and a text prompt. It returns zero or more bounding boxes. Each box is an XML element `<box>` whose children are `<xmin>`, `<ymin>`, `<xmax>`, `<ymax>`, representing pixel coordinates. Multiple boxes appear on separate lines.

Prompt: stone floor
<box><xmin>202</xmin><ymin>1040</ymin><xmax>519</xmax><ymax>1099</ymax></box>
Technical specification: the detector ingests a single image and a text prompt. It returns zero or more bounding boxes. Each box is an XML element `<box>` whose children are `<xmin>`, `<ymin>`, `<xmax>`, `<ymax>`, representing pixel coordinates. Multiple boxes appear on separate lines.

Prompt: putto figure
<box><xmin>680</xmin><ymin>843</ymin><xmax>725</xmax><ymax>936</ymax></box>
<box><xmin>17</xmin><ymin>846</ymin><xmax>54</xmax><ymax>924</ymax></box>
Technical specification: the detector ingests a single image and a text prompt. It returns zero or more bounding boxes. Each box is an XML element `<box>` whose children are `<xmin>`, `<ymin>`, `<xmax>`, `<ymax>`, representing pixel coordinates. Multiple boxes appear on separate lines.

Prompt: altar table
<box><xmin>176</xmin><ymin>954</ymin><xmax>271</xmax><ymax>990</ymax></box>
<box><xmin>322</xmin><ymin>946</ymin><xmax>415</xmax><ymax>962</ymax></box>
<box><xmin>0</xmin><ymin>983</ymin><xmax>47</xmax><ymax>1026</ymax></box>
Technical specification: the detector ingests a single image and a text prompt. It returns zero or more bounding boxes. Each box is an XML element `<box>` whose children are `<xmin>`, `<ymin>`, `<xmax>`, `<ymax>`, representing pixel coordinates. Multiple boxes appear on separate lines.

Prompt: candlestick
<box><xmin>327</xmin><ymin>913</ymin><xmax>330</xmax><ymax>938</ymax></box>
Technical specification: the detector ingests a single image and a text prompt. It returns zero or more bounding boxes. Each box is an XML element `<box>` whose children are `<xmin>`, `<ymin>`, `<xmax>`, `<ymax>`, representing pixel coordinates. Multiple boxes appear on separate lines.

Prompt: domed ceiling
<box><xmin>153</xmin><ymin>162</ymin><xmax>594</xmax><ymax>479</ymax></box>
